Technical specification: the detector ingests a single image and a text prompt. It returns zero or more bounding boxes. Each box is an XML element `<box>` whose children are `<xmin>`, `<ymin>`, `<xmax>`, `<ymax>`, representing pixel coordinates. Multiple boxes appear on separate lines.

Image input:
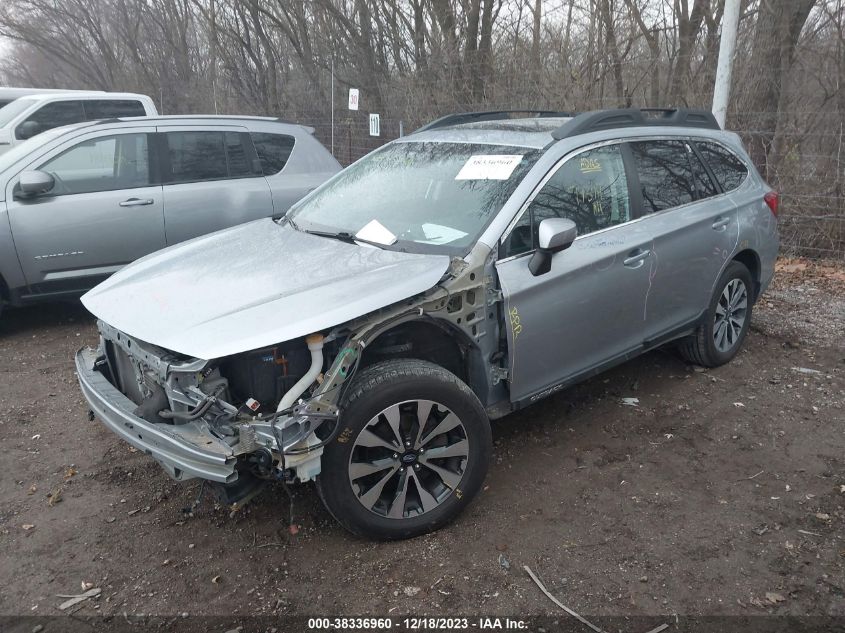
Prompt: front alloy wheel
<box><xmin>348</xmin><ymin>399</ymin><xmax>469</xmax><ymax>519</ymax></box>
<box><xmin>317</xmin><ymin>359</ymin><xmax>491</xmax><ymax>540</ymax></box>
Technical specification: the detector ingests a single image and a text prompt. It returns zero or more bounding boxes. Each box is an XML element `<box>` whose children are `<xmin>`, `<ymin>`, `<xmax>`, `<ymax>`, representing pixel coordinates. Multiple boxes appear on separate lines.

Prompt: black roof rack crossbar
<box><xmin>415</xmin><ymin>110</ymin><xmax>576</xmax><ymax>133</ymax></box>
<box><xmin>551</xmin><ymin>107</ymin><xmax>720</xmax><ymax>140</ymax></box>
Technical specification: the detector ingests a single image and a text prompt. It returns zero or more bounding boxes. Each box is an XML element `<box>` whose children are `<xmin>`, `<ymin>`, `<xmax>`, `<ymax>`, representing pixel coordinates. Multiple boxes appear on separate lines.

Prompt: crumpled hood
<box><xmin>82</xmin><ymin>219</ymin><xmax>450</xmax><ymax>359</ymax></box>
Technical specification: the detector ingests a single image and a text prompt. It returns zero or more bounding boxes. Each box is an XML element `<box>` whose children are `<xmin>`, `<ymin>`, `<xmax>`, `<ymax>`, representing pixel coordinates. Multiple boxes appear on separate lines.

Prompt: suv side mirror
<box><xmin>529</xmin><ymin>218</ymin><xmax>577</xmax><ymax>276</ymax></box>
<box><xmin>17</xmin><ymin>170</ymin><xmax>55</xmax><ymax>198</ymax></box>
<box><xmin>17</xmin><ymin>120</ymin><xmax>41</xmax><ymax>140</ymax></box>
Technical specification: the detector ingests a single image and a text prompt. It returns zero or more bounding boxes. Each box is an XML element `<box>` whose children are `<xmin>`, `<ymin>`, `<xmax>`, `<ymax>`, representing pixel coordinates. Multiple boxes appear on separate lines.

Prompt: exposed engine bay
<box><xmin>93</xmin><ymin>318</ymin><xmax>361</xmax><ymax>502</ymax></box>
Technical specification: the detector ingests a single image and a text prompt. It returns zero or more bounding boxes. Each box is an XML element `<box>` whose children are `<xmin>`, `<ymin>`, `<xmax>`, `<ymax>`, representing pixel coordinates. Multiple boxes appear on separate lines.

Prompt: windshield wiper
<box><xmin>306</xmin><ymin>229</ymin><xmax>356</xmax><ymax>243</ymax></box>
<box><xmin>301</xmin><ymin>228</ymin><xmax>402</xmax><ymax>250</ymax></box>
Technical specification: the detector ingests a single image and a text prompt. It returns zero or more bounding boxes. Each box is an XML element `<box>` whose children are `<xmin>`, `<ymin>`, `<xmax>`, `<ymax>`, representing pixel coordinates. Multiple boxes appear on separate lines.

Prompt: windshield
<box><xmin>0</xmin><ymin>126</ymin><xmax>69</xmax><ymax>174</ymax></box>
<box><xmin>288</xmin><ymin>141</ymin><xmax>540</xmax><ymax>254</ymax></box>
<box><xmin>0</xmin><ymin>97</ymin><xmax>37</xmax><ymax>128</ymax></box>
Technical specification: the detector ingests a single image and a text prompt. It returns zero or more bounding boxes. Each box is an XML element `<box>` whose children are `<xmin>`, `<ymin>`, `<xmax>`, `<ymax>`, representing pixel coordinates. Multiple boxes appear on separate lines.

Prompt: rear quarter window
<box><xmin>695</xmin><ymin>141</ymin><xmax>748</xmax><ymax>192</ymax></box>
<box><xmin>251</xmin><ymin>132</ymin><xmax>295</xmax><ymax>175</ymax></box>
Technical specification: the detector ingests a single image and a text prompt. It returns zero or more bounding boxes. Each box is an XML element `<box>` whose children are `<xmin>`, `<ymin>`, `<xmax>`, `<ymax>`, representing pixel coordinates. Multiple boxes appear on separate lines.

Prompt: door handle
<box><xmin>119</xmin><ymin>198</ymin><xmax>154</xmax><ymax>207</ymax></box>
<box><xmin>712</xmin><ymin>216</ymin><xmax>731</xmax><ymax>230</ymax></box>
<box><xmin>623</xmin><ymin>248</ymin><xmax>651</xmax><ymax>268</ymax></box>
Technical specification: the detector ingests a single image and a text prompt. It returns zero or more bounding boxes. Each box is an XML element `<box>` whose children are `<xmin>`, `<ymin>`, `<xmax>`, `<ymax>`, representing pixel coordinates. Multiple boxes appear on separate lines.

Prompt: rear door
<box><xmin>496</xmin><ymin>142</ymin><xmax>654</xmax><ymax>404</ymax></box>
<box><xmin>158</xmin><ymin>126</ymin><xmax>274</xmax><ymax>244</ymax></box>
<box><xmin>5</xmin><ymin>127</ymin><xmax>165</xmax><ymax>292</ymax></box>
<box><xmin>627</xmin><ymin>139</ymin><xmax>739</xmax><ymax>341</ymax></box>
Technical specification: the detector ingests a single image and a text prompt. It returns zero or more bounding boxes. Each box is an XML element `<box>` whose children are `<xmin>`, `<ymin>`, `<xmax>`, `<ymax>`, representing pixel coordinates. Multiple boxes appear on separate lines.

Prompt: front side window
<box><xmin>288</xmin><ymin>141</ymin><xmax>540</xmax><ymax>255</ymax></box>
<box><xmin>251</xmin><ymin>132</ymin><xmax>295</xmax><ymax>175</ymax></box>
<box><xmin>84</xmin><ymin>100</ymin><xmax>146</xmax><ymax>120</ymax></box>
<box><xmin>696</xmin><ymin>141</ymin><xmax>748</xmax><ymax>192</ymax></box>
<box><xmin>37</xmin><ymin>133</ymin><xmax>150</xmax><ymax>195</ymax></box>
<box><xmin>164</xmin><ymin>131</ymin><xmax>258</xmax><ymax>183</ymax></box>
<box><xmin>503</xmin><ymin>145</ymin><xmax>631</xmax><ymax>257</ymax></box>
<box><xmin>630</xmin><ymin>140</ymin><xmax>696</xmax><ymax>213</ymax></box>
<box><xmin>16</xmin><ymin>100</ymin><xmax>86</xmax><ymax>139</ymax></box>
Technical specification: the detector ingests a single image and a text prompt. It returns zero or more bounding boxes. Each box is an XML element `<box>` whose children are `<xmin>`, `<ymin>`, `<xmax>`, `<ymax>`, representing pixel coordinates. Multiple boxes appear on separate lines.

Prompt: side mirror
<box><xmin>17</xmin><ymin>120</ymin><xmax>41</xmax><ymax>140</ymax></box>
<box><xmin>529</xmin><ymin>218</ymin><xmax>577</xmax><ymax>276</ymax></box>
<box><xmin>17</xmin><ymin>170</ymin><xmax>55</xmax><ymax>198</ymax></box>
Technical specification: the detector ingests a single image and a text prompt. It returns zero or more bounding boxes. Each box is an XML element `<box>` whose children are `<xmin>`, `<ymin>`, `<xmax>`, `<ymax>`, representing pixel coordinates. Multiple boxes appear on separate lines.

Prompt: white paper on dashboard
<box><xmin>420</xmin><ymin>223</ymin><xmax>468</xmax><ymax>245</ymax></box>
<box><xmin>355</xmin><ymin>219</ymin><xmax>397</xmax><ymax>245</ymax></box>
<box><xmin>455</xmin><ymin>154</ymin><xmax>523</xmax><ymax>180</ymax></box>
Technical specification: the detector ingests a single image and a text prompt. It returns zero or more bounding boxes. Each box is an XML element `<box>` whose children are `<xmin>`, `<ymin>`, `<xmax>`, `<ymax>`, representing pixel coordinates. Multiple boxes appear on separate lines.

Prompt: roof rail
<box><xmin>415</xmin><ymin>110</ymin><xmax>576</xmax><ymax>133</ymax></box>
<box><xmin>551</xmin><ymin>107</ymin><xmax>720</xmax><ymax>140</ymax></box>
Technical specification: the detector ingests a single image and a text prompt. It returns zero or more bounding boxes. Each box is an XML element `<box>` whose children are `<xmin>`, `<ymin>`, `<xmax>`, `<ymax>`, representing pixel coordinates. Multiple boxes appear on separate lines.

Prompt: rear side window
<box><xmin>84</xmin><ymin>100</ymin><xmax>147</xmax><ymax>120</ymax></box>
<box><xmin>696</xmin><ymin>142</ymin><xmax>748</xmax><ymax>192</ymax></box>
<box><xmin>37</xmin><ymin>133</ymin><xmax>150</xmax><ymax>195</ymax></box>
<box><xmin>164</xmin><ymin>131</ymin><xmax>258</xmax><ymax>183</ymax></box>
<box><xmin>629</xmin><ymin>140</ymin><xmax>696</xmax><ymax>213</ymax></box>
<box><xmin>16</xmin><ymin>100</ymin><xmax>85</xmax><ymax>139</ymax></box>
<box><xmin>251</xmin><ymin>132</ymin><xmax>295</xmax><ymax>175</ymax></box>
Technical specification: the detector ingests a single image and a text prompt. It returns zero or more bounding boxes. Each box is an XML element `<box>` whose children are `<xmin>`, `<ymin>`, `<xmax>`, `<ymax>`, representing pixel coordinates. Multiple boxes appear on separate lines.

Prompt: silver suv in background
<box><xmin>0</xmin><ymin>92</ymin><xmax>157</xmax><ymax>153</ymax></box>
<box><xmin>76</xmin><ymin>108</ymin><xmax>778</xmax><ymax>540</ymax></box>
<box><xmin>0</xmin><ymin>116</ymin><xmax>340</xmax><ymax>315</ymax></box>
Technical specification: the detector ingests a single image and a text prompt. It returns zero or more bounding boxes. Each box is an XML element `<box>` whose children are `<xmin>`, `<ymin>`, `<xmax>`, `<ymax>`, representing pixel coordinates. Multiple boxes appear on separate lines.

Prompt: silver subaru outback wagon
<box><xmin>75</xmin><ymin>108</ymin><xmax>779</xmax><ymax>540</ymax></box>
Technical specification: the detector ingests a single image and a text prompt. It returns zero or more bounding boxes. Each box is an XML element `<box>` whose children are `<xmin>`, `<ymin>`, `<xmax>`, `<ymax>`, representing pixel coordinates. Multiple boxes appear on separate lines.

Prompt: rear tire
<box><xmin>680</xmin><ymin>261</ymin><xmax>753</xmax><ymax>368</ymax></box>
<box><xmin>316</xmin><ymin>359</ymin><xmax>491</xmax><ymax>540</ymax></box>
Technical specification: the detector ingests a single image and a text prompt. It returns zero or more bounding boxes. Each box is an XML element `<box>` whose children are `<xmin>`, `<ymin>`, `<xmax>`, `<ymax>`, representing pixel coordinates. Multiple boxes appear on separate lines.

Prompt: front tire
<box><xmin>680</xmin><ymin>260</ymin><xmax>753</xmax><ymax>368</ymax></box>
<box><xmin>316</xmin><ymin>359</ymin><xmax>492</xmax><ymax>540</ymax></box>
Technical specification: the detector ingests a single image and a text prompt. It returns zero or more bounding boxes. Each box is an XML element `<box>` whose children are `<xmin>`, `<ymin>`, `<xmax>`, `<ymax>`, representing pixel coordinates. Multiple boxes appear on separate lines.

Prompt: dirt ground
<box><xmin>0</xmin><ymin>258</ymin><xmax>843</xmax><ymax>625</ymax></box>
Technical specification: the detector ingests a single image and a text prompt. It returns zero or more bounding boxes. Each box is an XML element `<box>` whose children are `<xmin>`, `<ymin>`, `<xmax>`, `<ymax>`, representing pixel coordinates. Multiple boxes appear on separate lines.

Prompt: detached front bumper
<box><xmin>75</xmin><ymin>347</ymin><xmax>238</xmax><ymax>483</ymax></box>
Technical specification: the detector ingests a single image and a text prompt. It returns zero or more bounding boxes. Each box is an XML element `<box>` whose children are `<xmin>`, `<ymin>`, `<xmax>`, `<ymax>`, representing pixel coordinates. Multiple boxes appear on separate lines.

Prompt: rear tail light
<box><xmin>764</xmin><ymin>191</ymin><xmax>779</xmax><ymax>217</ymax></box>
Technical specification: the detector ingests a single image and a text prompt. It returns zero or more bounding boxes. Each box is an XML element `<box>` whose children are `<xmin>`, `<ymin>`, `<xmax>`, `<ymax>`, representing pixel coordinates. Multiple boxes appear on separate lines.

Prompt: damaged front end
<box><xmin>76</xmin><ymin>319</ymin><xmax>360</xmax><ymax>502</ymax></box>
<box><xmin>76</xmin><ymin>241</ymin><xmax>504</xmax><ymax>507</ymax></box>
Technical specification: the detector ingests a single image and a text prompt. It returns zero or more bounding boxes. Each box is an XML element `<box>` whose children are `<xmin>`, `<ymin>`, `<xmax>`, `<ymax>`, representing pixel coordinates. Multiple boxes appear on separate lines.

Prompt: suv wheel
<box><xmin>316</xmin><ymin>359</ymin><xmax>491</xmax><ymax>540</ymax></box>
<box><xmin>680</xmin><ymin>261</ymin><xmax>753</xmax><ymax>368</ymax></box>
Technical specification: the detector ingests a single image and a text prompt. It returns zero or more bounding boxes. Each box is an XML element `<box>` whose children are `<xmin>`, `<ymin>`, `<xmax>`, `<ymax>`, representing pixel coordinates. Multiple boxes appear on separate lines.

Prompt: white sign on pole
<box><xmin>348</xmin><ymin>88</ymin><xmax>359</xmax><ymax>110</ymax></box>
<box><xmin>369</xmin><ymin>113</ymin><xmax>380</xmax><ymax>137</ymax></box>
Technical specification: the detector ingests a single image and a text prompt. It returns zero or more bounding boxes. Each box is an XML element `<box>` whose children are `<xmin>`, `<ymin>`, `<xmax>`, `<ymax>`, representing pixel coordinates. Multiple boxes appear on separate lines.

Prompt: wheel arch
<box><xmin>358</xmin><ymin>317</ymin><xmax>490</xmax><ymax>405</ymax></box>
<box><xmin>731</xmin><ymin>248</ymin><xmax>762</xmax><ymax>301</ymax></box>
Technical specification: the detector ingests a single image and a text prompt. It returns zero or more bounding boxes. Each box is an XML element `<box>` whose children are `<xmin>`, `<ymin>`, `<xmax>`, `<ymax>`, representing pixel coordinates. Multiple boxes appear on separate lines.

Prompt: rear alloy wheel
<box><xmin>680</xmin><ymin>261</ymin><xmax>754</xmax><ymax>368</ymax></box>
<box><xmin>317</xmin><ymin>359</ymin><xmax>491</xmax><ymax>540</ymax></box>
<box><xmin>713</xmin><ymin>278</ymin><xmax>748</xmax><ymax>353</ymax></box>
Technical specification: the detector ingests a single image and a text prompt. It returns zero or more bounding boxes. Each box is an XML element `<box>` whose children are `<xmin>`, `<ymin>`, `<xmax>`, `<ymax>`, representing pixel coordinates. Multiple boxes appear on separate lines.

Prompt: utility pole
<box><xmin>712</xmin><ymin>0</ymin><xmax>741</xmax><ymax>128</ymax></box>
<box><xmin>330</xmin><ymin>59</ymin><xmax>335</xmax><ymax>157</ymax></box>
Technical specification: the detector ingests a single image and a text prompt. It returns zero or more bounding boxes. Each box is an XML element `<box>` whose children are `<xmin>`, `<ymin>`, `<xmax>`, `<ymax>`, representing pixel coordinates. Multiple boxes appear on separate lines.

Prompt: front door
<box><xmin>496</xmin><ymin>143</ymin><xmax>654</xmax><ymax>404</ymax></box>
<box><xmin>6</xmin><ymin>128</ymin><xmax>165</xmax><ymax>295</ymax></box>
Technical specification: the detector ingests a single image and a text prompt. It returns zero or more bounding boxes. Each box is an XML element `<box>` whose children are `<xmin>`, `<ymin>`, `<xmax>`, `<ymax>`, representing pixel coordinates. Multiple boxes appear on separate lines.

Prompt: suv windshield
<box><xmin>288</xmin><ymin>141</ymin><xmax>540</xmax><ymax>254</ymax></box>
<box><xmin>0</xmin><ymin>126</ymin><xmax>69</xmax><ymax>174</ymax></box>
